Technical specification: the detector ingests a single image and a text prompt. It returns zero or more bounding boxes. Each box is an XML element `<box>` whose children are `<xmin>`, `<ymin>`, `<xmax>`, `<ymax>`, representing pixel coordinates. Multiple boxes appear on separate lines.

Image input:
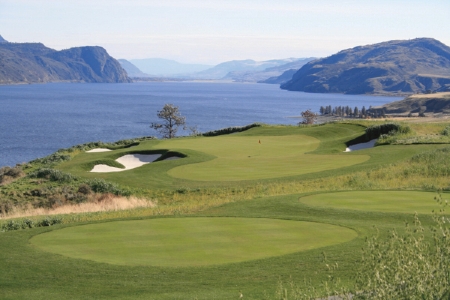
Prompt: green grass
<box><xmin>158</xmin><ymin>135</ymin><xmax>369</xmax><ymax>181</ymax></box>
<box><xmin>30</xmin><ymin>217</ymin><xmax>356</xmax><ymax>267</ymax></box>
<box><xmin>56</xmin><ymin>123</ymin><xmax>436</xmax><ymax>190</ymax></box>
<box><xmin>299</xmin><ymin>191</ymin><xmax>443</xmax><ymax>214</ymax></box>
<box><xmin>3</xmin><ymin>121</ymin><xmax>450</xmax><ymax>299</ymax></box>
<box><xmin>1</xmin><ymin>193</ymin><xmax>439</xmax><ymax>299</ymax></box>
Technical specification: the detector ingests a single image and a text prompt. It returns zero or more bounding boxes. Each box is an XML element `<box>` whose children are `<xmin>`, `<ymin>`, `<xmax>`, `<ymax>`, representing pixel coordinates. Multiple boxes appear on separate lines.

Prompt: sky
<box><xmin>1</xmin><ymin>0</ymin><xmax>449</xmax><ymax>65</ymax></box>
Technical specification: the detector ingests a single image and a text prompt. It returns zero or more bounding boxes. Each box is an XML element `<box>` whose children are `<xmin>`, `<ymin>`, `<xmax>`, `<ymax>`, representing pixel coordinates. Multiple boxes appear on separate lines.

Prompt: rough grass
<box><xmin>1</xmin><ymin>195</ymin><xmax>155</xmax><ymax>220</ymax></box>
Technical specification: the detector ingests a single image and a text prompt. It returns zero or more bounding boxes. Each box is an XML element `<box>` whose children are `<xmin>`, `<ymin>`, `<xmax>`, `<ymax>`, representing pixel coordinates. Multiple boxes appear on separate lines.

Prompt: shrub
<box><xmin>442</xmin><ymin>125</ymin><xmax>450</xmax><ymax>136</ymax></box>
<box><xmin>365</xmin><ymin>123</ymin><xmax>411</xmax><ymax>140</ymax></box>
<box><xmin>355</xmin><ymin>200</ymin><xmax>450</xmax><ymax>299</ymax></box>
<box><xmin>85</xmin><ymin>178</ymin><xmax>131</xmax><ymax>196</ymax></box>
<box><xmin>0</xmin><ymin>166</ymin><xmax>24</xmax><ymax>183</ymax></box>
<box><xmin>37</xmin><ymin>216</ymin><xmax>62</xmax><ymax>227</ymax></box>
<box><xmin>77</xmin><ymin>183</ymin><xmax>92</xmax><ymax>195</ymax></box>
<box><xmin>31</xmin><ymin>153</ymin><xmax>71</xmax><ymax>165</ymax></box>
<box><xmin>1</xmin><ymin>220</ymin><xmax>21</xmax><ymax>231</ymax></box>
<box><xmin>22</xmin><ymin>219</ymin><xmax>34</xmax><ymax>229</ymax></box>
<box><xmin>28</xmin><ymin>168</ymin><xmax>76</xmax><ymax>183</ymax></box>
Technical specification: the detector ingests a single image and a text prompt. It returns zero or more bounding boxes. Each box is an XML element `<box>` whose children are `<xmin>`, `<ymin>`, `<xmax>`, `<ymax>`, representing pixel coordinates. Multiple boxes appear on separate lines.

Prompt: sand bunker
<box><xmin>86</xmin><ymin>148</ymin><xmax>112</xmax><ymax>153</ymax></box>
<box><xmin>91</xmin><ymin>154</ymin><xmax>181</xmax><ymax>172</ymax></box>
<box><xmin>91</xmin><ymin>154</ymin><xmax>161</xmax><ymax>172</ymax></box>
<box><xmin>344</xmin><ymin>139</ymin><xmax>377</xmax><ymax>152</ymax></box>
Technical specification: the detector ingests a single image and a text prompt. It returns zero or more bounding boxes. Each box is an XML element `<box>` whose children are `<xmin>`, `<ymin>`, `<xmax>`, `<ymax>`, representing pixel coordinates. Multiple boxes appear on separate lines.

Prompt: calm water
<box><xmin>0</xmin><ymin>82</ymin><xmax>400</xmax><ymax>167</ymax></box>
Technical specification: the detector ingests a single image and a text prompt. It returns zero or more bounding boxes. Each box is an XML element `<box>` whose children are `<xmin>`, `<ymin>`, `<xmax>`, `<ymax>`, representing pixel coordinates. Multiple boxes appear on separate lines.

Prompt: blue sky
<box><xmin>1</xmin><ymin>0</ymin><xmax>449</xmax><ymax>64</ymax></box>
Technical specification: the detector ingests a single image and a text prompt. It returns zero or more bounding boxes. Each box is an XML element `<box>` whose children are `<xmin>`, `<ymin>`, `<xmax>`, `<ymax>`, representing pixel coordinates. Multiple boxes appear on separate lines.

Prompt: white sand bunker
<box><xmin>91</xmin><ymin>154</ymin><xmax>182</xmax><ymax>172</ymax></box>
<box><xmin>86</xmin><ymin>148</ymin><xmax>112</xmax><ymax>153</ymax></box>
<box><xmin>91</xmin><ymin>154</ymin><xmax>162</xmax><ymax>173</ymax></box>
<box><xmin>344</xmin><ymin>139</ymin><xmax>377</xmax><ymax>152</ymax></box>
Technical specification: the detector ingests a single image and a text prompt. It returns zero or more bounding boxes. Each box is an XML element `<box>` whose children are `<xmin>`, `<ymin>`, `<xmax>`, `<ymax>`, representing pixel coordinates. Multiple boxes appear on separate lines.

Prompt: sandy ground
<box><xmin>344</xmin><ymin>139</ymin><xmax>377</xmax><ymax>152</ymax></box>
<box><xmin>91</xmin><ymin>154</ymin><xmax>181</xmax><ymax>172</ymax></box>
<box><xmin>86</xmin><ymin>148</ymin><xmax>112</xmax><ymax>153</ymax></box>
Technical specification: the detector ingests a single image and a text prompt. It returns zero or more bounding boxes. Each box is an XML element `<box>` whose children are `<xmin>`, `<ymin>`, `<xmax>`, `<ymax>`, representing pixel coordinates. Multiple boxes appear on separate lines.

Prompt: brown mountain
<box><xmin>281</xmin><ymin>38</ymin><xmax>450</xmax><ymax>95</ymax></box>
<box><xmin>0</xmin><ymin>41</ymin><xmax>131</xmax><ymax>84</ymax></box>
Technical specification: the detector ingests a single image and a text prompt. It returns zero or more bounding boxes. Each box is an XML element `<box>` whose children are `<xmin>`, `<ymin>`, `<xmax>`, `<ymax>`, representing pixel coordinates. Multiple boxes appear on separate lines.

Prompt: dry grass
<box><xmin>0</xmin><ymin>194</ymin><xmax>156</xmax><ymax>220</ymax></box>
<box><xmin>409</xmin><ymin>92</ymin><xmax>450</xmax><ymax>99</ymax></box>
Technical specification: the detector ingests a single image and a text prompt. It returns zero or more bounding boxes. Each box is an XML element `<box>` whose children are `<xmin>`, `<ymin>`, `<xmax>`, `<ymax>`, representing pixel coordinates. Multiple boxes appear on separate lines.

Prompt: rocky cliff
<box><xmin>281</xmin><ymin>38</ymin><xmax>450</xmax><ymax>95</ymax></box>
<box><xmin>0</xmin><ymin>41</ymin><xmax>131</xmax><ymax>84</ymax></box>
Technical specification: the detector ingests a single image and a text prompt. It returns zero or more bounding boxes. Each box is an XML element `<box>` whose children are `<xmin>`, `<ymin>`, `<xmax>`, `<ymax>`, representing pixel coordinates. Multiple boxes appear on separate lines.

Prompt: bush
<box><xmin>31</xmin><ymin>153</ymin><xmax>71</xmax><ymax>165</ymax></box>
<box><xmin>37</xmin><ymin>216</ymin><xmax>62</xmax><ymax>227</ymax></box>
<box><xmin>0</xmin><ymin>166</ymin><xmax>24</xmax><ymax>183</ymax></box>
<box><xmin>365</xmin><ymin>123</ymin><xmax>411</xmax><ymax>140</ymax></box>
<box><xmin>0</xmin><ymin>200</ymin><xmax>13</xmax><ymax>214</ymax></box>
<box><xmin>28</xmin><ymin>168</ymin><xmax>76</xmax><ymax>183</ymax></box>
<box><xmin>355</xmin><ymin>199</ymin><xmax>450</xmax><ymax>299</ymax></box>
<box><xmin>86</xmin><ymin>178</ymin><xmax>131</xmax><ymax>196</ymax></box>
<box><xmin>22</xmin><ymin>219</ymin><xmax>34</xmax><ymax>229</ymax></box>
<box><xmin>442</xmin><ymin>125</ymin><xmax>450</xmax><ymax>136</ymax></box>
<box><xmin>77</xmin><ymin>183</ymin><xmax>92</xmax><ymax>195</ymax></box>
<box><xmin>1</xmin><ymin>220</ymin><xmax>21</xmax><ymax>231</ymax></box>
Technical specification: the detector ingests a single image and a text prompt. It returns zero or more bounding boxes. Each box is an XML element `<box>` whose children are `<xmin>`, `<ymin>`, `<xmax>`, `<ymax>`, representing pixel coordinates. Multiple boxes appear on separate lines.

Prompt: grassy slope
<box><xmin>2</xmin><ymin>121</ymin><xmax>450</xmax><ymax>299</ymax></box>
<box><xmin>1</xmin><ymin>193</ymin><xmax>436</xmax><ymax>300</ymax></box>
<box><xmin>56</xmin><ymin>123</ymin><xmax>442</xmax><ymax>190</ymax></box>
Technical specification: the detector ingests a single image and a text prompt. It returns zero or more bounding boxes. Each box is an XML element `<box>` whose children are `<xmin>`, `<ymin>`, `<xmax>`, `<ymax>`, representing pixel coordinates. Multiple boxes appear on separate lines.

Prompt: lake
<box><xmin>0</xmin><ymin>82</ymin><xmax>400</xmax><ymax>167</ymax></box>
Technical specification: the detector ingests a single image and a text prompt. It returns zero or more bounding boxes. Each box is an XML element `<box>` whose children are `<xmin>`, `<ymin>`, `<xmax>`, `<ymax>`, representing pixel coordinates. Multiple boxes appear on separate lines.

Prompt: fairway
<box><xmin>299</xmin><ymin>191</ymin><xmax>443</xmax><ymax>214</ymax></box>
<box><xmin>30</xmin><ymin>217</ymin><xmax>357</xmax><ymax>267</ymax></box>
<box><xmin>156</xmin><ymin>135</ymin><xmax>369</xmax><ymax>181</ymax></box>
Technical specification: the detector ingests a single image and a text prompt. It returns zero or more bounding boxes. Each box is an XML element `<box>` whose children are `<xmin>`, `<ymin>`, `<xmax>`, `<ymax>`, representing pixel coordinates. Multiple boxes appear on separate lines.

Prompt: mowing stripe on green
<box><xmin>299</xmin><ymin>191</ymin><xmax>443</xmax><ymax>214</ymax></box>
<box><xmin>30</xmin><ymin>217</ymin><xmax>357</xmax><ymax>267</ymax></box>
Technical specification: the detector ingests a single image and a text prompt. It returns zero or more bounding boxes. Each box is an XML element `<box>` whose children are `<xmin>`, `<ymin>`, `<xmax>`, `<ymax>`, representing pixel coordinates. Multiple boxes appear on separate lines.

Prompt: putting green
<box><xmin>156</xmin><ymin>135</ymin><xmax>369</xmax><ymax>181</ymax></box>
<box><xmin>299</xmin><ymin>191</ymin><xmax>443</xmax><ymax>214</ymax></box>
<box><xmin>30</xmin><ymin>218</ymin><xmax>357</xmax><ymax>267</ymax></box>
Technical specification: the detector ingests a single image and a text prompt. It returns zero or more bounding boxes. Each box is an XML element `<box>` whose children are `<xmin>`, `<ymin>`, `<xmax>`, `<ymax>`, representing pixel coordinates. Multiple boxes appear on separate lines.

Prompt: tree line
<box><xmin>319</xmin><ymin>105</ymin><xmax>387</xmax><ymax>118</ymax></box>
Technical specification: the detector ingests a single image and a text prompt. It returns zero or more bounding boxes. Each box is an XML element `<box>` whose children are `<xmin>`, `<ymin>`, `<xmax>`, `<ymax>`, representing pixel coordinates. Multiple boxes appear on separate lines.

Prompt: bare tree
<box><xmin>299</xmin><ymin>109</ymin><xmax>318</xmax><ymax>125</ymax></box>
<box><xmin>150</xmin><ymin>104</ymin><xmax>186</xmax><ymax>139</ymax></box>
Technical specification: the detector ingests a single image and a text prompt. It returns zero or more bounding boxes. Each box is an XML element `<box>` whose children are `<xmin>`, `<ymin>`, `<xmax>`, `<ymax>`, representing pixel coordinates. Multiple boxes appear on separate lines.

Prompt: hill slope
<box><xmin>377</xmin><ymin>92</ymin><xmax>450</xmax><ymax>114</ymax></box>
<box><xmin>118</xmin><ymin>59</ymin><xmax>147</xmax><ymax>77</ymax></box>
<box><xmin>226</xmin><ymin>58</ymin><xmax>315</xmax><ymax>83</ymax></box>
<box><xmin>193</xmin><ymin>58</ymin><xmax>302</xmax><ymax>80</ymax></box>
<box><xmin>281</xmin><ymin>38</ymin><xmax>450</xmax><ymax>95</ymax></box>
<box><xmin>0</xmin><ymin>41</ymin><xmax>131</xmax><ymax>84</ymax></box>
<box><xmin>129</xmin><ymin>58</ymin><xmax>212</xmax><ymax>76</ymax></box>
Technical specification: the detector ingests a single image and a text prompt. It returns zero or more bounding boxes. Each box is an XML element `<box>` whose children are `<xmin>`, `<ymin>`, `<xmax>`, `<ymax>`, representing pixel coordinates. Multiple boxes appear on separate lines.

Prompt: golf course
<box><xmin>2</xmin><ymin>120</ymin><xmax>450</xmax><ymax>299</ymax></box>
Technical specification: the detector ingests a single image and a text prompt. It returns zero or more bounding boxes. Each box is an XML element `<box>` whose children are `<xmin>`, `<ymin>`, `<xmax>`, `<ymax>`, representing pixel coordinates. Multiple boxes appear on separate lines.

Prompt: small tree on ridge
<box><xmin>299</xmin><ymin>109</ymin><xmax>318</xmax><ymax>125</ymax></box>
<box><xmin>150</xmin><ymin>103</ymin><xmax>186</xmax><ymax>139</ymax></box>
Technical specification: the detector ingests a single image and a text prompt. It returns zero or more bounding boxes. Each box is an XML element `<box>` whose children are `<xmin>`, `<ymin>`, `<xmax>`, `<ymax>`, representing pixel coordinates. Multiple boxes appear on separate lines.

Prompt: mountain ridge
<box><xmin>281</xmin><ymin>38</ymin><xmax>450</xmax><ymax>95</ymax></box>
<box><xmin>0</xmin><ymin>39</ymin><xmax>130</xmax><ymax>84</ymax></box>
